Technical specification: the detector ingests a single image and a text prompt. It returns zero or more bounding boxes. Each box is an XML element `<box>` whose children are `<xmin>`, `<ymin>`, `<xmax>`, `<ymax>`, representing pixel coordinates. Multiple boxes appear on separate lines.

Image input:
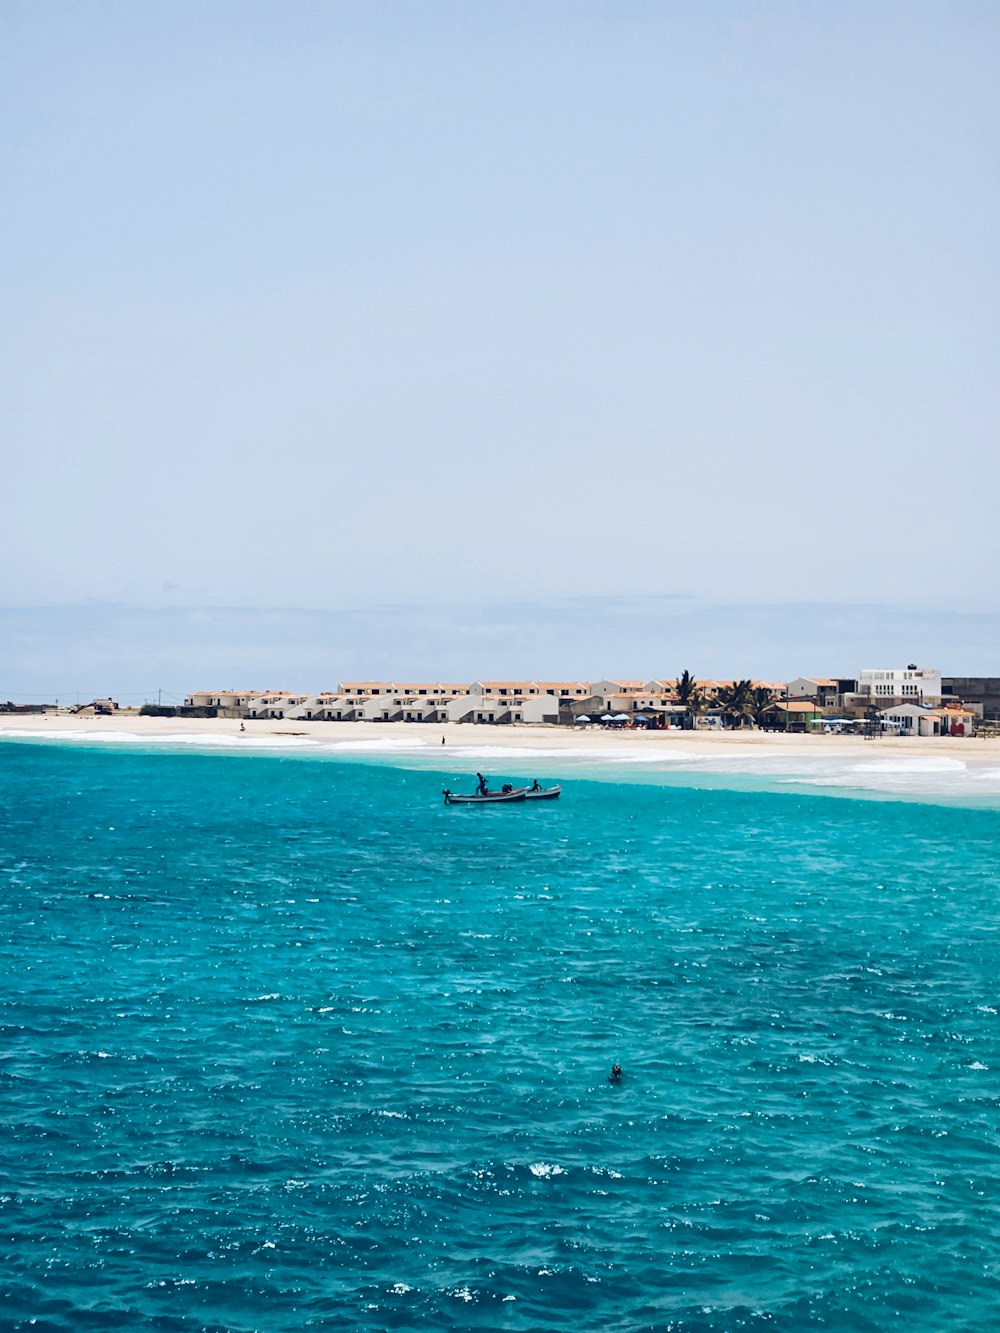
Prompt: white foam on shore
<box><xmin>438</xmin><ymin>743</ymin><xmax>1000</xmax><ymax>805</ymax></box>
<box><xmin>848</xmin><ymin>757</ymin><xmax>967</xmax><ymax>774</ymax></box>
<box><xmin>0</xmin><ymin>727</ymin><xmax>321</xmax><ymax>750</ymax></box>
<box><xmin>436</xmin><ymin>744</ymin><xmax>650</xmax><ymax>762</ymax></box>
<box><xmin>4</xmin><ymin>726</ymin><xmax>1000</xmax><ymax>807</ymax></box>
<box><xmin>326</xmin><ymin>737</ymin><xmax>429</xmax><ymax>751</ymax></box>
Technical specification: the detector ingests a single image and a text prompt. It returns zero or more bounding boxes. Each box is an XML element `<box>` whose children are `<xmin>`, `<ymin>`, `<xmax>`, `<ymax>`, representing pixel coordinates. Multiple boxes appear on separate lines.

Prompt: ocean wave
<box><xmin>0</xmin><ymin>727</ymin><xmax>321</xmax><ymax>750</ymax></box>
<box><xmin>325</xmin><ymin>737</ymin><xmax>429</xmax><ymax>751</ymax></box>
<box><xmin>848</xmin><ymin>757</ymin><xmax>967</xmax><ymax>774</ymax></box>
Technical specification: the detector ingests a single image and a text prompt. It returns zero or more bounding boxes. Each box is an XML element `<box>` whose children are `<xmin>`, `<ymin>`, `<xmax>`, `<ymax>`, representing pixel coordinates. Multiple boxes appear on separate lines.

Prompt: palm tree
<box><xmin>716</xmin><ymin>679</ymin><xmax>754</xmax><ymax>729</ymax></box>
<box><xmin>674</xmin><ymin>669</ymin><xmax>702</xmax><ymax>730</ymax></box>
<box><xmin>747</xmin><ymin>685</ymin><xmax>777</xmax><ymax>729</ymax></box>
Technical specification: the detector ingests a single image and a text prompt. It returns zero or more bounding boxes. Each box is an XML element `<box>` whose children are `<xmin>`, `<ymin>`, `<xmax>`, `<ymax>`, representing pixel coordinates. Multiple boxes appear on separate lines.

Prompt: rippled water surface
<box><xmin>2</xmin><ymin>742</ymin><xmax>998</xmax><ymax>1331</ymax></box>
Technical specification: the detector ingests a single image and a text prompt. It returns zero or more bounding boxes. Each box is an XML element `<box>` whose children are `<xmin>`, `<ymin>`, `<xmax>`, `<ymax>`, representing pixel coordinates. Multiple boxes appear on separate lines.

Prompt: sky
<box><xmin>3</xmin><ymin>2</ymin><xmax>998</xmax><ymax>695</ymax></box>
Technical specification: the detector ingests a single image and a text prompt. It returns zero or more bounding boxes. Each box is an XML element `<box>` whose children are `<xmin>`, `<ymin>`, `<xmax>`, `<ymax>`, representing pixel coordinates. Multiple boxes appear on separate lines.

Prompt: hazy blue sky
<box><xmin>3</xmin><ymin>599</ymin><xmax>999</xmax><ymax>705</ymax></box>
<box><xmin>3</xmin><ymin>2</ymin><xmax>997</xmax><ymax>693</ymax></box>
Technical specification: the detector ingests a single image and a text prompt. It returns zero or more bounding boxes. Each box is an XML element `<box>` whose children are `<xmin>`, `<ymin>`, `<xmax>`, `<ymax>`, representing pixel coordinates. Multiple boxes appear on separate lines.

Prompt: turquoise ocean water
<box><xmin>1</xmin><ymin>739</ymin><xmax>998</xmax><ymax>1331</ymax></box>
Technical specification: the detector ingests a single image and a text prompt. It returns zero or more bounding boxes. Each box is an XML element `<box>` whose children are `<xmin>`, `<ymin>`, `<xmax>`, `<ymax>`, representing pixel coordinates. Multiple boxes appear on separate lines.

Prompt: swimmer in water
<box><xmin>609</xmin><ymin>1064</ymin><xmax>622</xmax><ymax>1083</ymax></box>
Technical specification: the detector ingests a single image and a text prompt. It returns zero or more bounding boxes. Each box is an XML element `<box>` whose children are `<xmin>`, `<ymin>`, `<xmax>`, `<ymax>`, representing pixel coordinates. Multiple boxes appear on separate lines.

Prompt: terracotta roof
<box><xmin>392</xmin><ymin>682</ymin><xmax>469</xmax><ymax>691</ymax></box>
<box><xmin>191</xmin><ymin>690</ymin><xmax>256</xmax><ymax>697</ymax></box>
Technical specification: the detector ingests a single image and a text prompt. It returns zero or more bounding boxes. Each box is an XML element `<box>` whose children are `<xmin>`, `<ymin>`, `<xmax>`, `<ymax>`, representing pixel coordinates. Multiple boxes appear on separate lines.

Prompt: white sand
<box><xmin>1</xmin><ymin>712</ymin><xmax>996</xmax><ymax>762</ymax></box>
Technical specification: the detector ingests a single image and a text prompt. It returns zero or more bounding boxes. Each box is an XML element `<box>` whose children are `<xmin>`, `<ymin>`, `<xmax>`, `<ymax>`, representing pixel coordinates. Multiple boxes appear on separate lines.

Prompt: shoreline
<box><xmin>2</xmin><ymin>711</ymin><xmax>998</xmax><ymax>757</ymax></box>
<box><xmin>3</xmin><ymin>714</ymin><xmax>1000</xmax><ymax>808</ymax></box>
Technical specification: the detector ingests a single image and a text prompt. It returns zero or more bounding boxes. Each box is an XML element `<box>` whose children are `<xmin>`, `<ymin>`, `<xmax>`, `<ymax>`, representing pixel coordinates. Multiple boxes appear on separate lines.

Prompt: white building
<box><xmin>245</xmin><ymin>692</ymin><xmax>306</xmax><ymax>719</ymax></box>
<box><xmin>879</xmin><ymin>703</ymin><xmax>974</xmax><ymax>737</ymax></box>
<box><xmin>588</xmin><ymin>679</ymin><xmax>649</xmax><ymax>698</ymax></box>
<box><xmin>285</xmin><ymin>694</ymin><xmax>360</xmax><ymax>721</ymax></box>
<box><xmin>184</xmin><ymin>690</ymin><xmax>258</xmax><ymax>712</ymax></box>
<box><xmin>855</xmin><ymin>667</ymin><xmax>942</xmax><ymax>706</ymax></box>
<box><xmin>445</xmin><ymin>692</ymin><xmax>557</xmax><ymax>725</ymax></box>
<box><xmin>469</xmin><ymin>680</ymin><xmax>590</xmax><ymax>701</ymax></box>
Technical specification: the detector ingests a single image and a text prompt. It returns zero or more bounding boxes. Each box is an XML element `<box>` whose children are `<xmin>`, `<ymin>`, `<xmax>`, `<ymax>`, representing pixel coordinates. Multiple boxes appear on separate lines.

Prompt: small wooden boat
<box><xmin>443</xmin><ymin>787</ymin><xmax>527</xmax><ymax>805</ymax></box>
<box><xmin>523</xmin><ymin>784</ymin><xmax>561</xmax><ymax>800</ymax></box>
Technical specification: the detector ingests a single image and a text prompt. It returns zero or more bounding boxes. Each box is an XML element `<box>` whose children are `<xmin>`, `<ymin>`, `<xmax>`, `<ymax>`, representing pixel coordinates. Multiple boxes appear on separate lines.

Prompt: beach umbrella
<box><xmin>601</xmin><ymin>713</ymin><xmax>614</xmax><ymax>721</ymax></box>
<box><xmin>613</xmin><ymin>713</ymin><xmax>630</xmax><ymax>721</ymax></box>
<box><xmin>575</xmin><ymin>715</ymin><xmax>591</xmax><ymax>723</ymax></box>
<box><xmin>633</xmin><ymin>714</ymin><xmax>649</xmax><ymax>721</ymax></box>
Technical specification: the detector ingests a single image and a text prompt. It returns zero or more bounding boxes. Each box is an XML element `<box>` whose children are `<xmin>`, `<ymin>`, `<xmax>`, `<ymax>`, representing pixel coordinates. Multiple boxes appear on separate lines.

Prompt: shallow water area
<box><xmin>2</xmin><ymin>740</ymin><xmax>999</xmax><ymax>1330</ymax></box>
<box><xmin>4</xmin><ymin>722</ymin><xmax>1000</xmax><ymax>807</ymax></box>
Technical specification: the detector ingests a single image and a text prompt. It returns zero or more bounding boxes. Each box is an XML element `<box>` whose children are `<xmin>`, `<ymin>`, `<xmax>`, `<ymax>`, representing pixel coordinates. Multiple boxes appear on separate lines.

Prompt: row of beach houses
<box><xmin>182</xmin><ymin>666</ymin><xmax>985</xmax><ymax>736</ymax></box>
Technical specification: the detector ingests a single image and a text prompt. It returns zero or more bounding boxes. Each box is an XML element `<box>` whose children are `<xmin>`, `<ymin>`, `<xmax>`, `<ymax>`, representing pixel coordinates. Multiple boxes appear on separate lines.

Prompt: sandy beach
<box><xmin>1</xmin><ymin>712</ymin><xmax>998</xmax><ymax>760</ymax></box>
<box><xmin>0</xmin><ymin>709</ymin><xmax>997</xmax><ymax>751</ymax></box>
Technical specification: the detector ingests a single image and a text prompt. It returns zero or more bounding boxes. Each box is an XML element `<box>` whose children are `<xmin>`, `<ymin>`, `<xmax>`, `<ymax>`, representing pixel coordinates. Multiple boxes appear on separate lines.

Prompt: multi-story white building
<box><xmin>469</xmin><ymin>680</ymin><xmax>591</xmax><ymax>700</ymax></box>
<box><xmin>448</xmin><ymin>694</ymin><xmax>557</xmax><ymax>725</ymax></box>
<box><xmin>185</xmin><ymin>690</ymin><xmax>258</xmax><ymax>712</ymax></box>
<box><xmin>854</xmin><ymin>667</ymin><xmax>942</xmax><ymax>706</ymax></box>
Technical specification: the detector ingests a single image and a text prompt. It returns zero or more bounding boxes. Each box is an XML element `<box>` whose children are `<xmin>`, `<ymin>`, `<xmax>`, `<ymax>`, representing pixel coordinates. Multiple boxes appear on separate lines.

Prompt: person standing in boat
<box><xmin>476</xmin><ymin>772</ymin><xmax>488</xmax><ymax>796</ymax></box>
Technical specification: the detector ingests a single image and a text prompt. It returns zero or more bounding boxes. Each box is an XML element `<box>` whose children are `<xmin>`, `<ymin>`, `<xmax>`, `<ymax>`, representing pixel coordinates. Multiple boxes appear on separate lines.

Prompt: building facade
<box><xmin>852</xmin><ymin>667</ymin><xmax>942</xmax><ymax>707</ymax></box>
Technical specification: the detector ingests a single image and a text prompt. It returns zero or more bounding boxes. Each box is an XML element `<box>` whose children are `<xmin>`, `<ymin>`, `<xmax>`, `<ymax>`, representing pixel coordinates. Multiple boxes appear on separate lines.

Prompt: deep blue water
<box><xmin>1</xmin><ymin>741</ymin><xmax>998</xmax><ymax>1331</ymax></box>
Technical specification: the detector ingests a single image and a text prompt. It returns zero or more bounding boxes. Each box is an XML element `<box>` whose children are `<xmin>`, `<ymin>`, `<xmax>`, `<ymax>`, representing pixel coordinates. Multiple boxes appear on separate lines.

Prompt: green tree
<box><xmin>747</xmin><ymin>686</ymin><xmax>776</xmax><ymax>728</ymax></box>
<box><xmin>674</xmin><ymin>669</ymin><xmax>702</xmax><ymax>730</ymax></box>
<box><xmin>716</xmin><ymin>679</ymin><xmax>754</xmax><ymax>729</ymax></box>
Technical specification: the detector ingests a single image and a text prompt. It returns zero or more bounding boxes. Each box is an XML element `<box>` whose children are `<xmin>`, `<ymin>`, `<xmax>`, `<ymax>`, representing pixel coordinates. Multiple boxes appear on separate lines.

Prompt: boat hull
<box><xmin>443</xmin><ymin>789</ymin><xmax>528</xmax><ymax>805</ymax></box>
<box><xmin>523</xmin><ymin>786</ymin><xmax>561</xmax><ymax>800</ymax></box>
<box><xmin>442</xmin><ymin>784</ymin><xmax>561</xmax><ymax>804</ymax></box>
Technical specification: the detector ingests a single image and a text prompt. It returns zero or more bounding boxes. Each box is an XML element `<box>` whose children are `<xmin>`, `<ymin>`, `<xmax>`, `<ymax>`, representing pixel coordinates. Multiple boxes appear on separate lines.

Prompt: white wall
<box><xmin>787</xmin><ymin>677</ymin><xmax>822</xmax><ymax>698</ymax></box>
<box><xmin>860</xmin><ymin>668</ymin><xmax>941</xmax><ymax>702</ymax></box>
